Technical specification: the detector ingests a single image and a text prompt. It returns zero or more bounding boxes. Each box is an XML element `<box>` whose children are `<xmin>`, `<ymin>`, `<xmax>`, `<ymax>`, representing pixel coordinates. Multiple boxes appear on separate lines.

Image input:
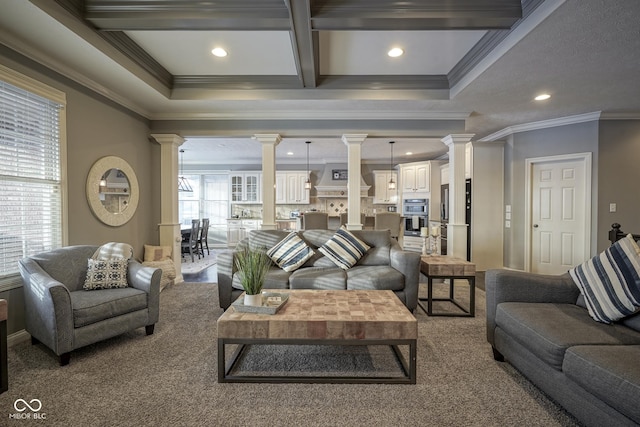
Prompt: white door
<box><xmin>528</xmin><ymin>155</ymin><xmax>590</xmax><ymax>274</ymax></box>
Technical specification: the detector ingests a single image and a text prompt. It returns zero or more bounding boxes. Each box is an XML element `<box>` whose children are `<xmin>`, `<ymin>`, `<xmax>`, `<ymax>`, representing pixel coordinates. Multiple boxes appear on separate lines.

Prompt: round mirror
<box><xmin>87</xmin><ymin>156</ymin><xmax>139</xmax><ymax>226</ymax></box>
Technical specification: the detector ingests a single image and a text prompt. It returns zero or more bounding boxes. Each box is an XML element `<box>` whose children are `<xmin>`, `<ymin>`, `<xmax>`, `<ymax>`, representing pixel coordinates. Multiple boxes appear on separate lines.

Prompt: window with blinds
<box><xmin>0</xmin><ymin>73</ymin><xmax>65</xmax><ymax>284</ymax></box>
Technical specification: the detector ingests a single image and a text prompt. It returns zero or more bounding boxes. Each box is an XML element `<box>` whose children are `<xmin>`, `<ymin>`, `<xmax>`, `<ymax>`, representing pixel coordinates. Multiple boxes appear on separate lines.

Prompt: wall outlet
<box><xmin>609</xmin><ymin>203</ymin><xmax>617</xmax><ymax>213</ymax></box>
<box><xmin>505</xmin><ymin>220</ymin><xmax>511</xmax><ymax>228</ymax></box>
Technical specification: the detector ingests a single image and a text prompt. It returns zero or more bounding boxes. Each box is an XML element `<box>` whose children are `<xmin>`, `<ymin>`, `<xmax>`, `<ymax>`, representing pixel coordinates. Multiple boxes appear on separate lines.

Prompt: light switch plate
<box><xmin>609</xmin><ymin>203</ymin><xmax>617</xmax><ymax>213</ymax></box>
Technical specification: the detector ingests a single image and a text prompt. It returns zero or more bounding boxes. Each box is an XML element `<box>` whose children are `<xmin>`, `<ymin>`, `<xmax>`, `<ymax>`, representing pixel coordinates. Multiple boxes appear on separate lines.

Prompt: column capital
<box><xmin>341</xmin><ymin>134</ymin><xmax>368</xmax><ymax>145</ymax></box>
<box><xmin>441</xmin><ymin>134</ymin><xmax>475</xmax><ymax>147</ymax></box>
<box><xmin>253</xmin><ymin>133</ymin><xmax>282</xmax><ymax>145</ymax></box>
<box><xmin>151</xmin><ymin>133</ymin><xmax>185</xmax><ymax>146</ymax></box>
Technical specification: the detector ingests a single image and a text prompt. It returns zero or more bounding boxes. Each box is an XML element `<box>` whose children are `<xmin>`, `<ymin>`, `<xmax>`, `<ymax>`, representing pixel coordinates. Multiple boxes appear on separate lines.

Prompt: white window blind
<box><xmin>0</xmin><ymin>77</ymin><xmax>64</xmax><ymax>282</ymax></box>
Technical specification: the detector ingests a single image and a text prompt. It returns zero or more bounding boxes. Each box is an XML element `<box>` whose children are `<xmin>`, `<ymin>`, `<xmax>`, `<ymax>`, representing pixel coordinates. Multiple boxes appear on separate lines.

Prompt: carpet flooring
<box><xmin>0</xmin><ymin>282</ymin><xmax>581</xmax><ymax>427</ymax></box>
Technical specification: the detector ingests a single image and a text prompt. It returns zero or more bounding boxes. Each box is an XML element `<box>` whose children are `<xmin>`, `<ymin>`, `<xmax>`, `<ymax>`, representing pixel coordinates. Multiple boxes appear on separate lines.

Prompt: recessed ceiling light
<box><xmin>534</xmin><ymin>93</ymin><xmax>551</xmax><ymax>101</ymax></box>
<box><xmin>286</xmin><ymin>152</ymin><xmax>294</xmax><ymax>156</ymax></box>
<box><xmin>405</xmin><ymin>151</ymin><xmax>413</xmax><ymax>156</ymax></box>
<box><xmin>211</xmin><ymin>47</ymin><xmax>228</xmax><ymax>57</ymax></box>
<box><xmin>388</xmin><ymin>47</ymin><xmax>404</xmax><ymax>58</ymax></box>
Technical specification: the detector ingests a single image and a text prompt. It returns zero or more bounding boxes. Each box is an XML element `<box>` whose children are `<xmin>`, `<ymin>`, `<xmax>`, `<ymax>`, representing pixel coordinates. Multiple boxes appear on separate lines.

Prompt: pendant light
<box><xmin>304</xmin><ymin>141</ymin><xmax>312</xmax><ymax>190</ymax></box>
<box><xmin>388</xmin><ymin>141</ymin><xmax>397</xmax><ymax>190</ymax></box>
<box><xmin>178</xmin><ymin>149</ymin><xmax>193</xmax><ymax>192</ymax></box>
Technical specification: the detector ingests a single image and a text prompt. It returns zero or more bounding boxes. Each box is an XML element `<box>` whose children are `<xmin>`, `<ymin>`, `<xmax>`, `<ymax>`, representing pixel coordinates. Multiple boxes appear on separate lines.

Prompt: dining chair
<box><xmin>181</xmin><ymin>219</ymin><xmax>201</xmax><ymax>262</ymax></box>
<box><xmin>198</xmin><ymin>218</ymin><xmax>210</xmax><ymax>255</ymax></box>
<box><xmin>303</xmin><ymin>212</ymin><xmax>329</xmax><ymax>230</ymax></box>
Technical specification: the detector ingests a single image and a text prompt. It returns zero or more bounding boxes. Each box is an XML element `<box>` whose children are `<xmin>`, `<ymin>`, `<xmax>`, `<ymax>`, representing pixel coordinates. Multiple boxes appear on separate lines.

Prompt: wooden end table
<box><xmin>418</xmin><ymin>255</ymin><xmax>476</xmax><ymax>317</ymax></box>
<box><xmin>217</xmin><ymin>290</ymin><xmax>417</xmax><ymax>384</ymax></box>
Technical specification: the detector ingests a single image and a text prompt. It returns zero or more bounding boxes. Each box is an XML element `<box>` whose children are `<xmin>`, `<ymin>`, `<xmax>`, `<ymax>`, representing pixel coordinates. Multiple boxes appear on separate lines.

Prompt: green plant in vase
<box><xmin>234</xmin><ymin>246</ymin><xmax>272</xmax><ymax>306</ymax></box>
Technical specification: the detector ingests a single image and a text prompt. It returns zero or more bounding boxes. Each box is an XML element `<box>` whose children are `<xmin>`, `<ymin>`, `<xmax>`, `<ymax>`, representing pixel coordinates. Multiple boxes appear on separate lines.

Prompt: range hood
<box><xmin>315</xmin><ymin>165</ymin><xmax>371</xmax><ymax>198</ymax></box>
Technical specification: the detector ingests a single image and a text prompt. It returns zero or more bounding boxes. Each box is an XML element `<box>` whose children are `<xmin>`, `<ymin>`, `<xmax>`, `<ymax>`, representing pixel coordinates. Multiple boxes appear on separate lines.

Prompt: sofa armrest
<box><xmin>128</xmin><ymin>261</ymin><xmax>161</xmax><ymax>324</ymax></box>
<box><xmin>485</xmin><ymin>269</ymin><xmax>579</xmax><ymax>345</ymax></box>
<box><xmin>217</xmin><ymin>249</ymin><xmax>236</xmax><ymax>309</ymax></box>
<box><xmin>390</xmin><ymin>247</ymin><xmax>421</xmax><ymax>311</ymax></box>
<box><xmin>20</xmin><ymin>267</ymin><xmax>74</xmax><ymax>356</ymax></box>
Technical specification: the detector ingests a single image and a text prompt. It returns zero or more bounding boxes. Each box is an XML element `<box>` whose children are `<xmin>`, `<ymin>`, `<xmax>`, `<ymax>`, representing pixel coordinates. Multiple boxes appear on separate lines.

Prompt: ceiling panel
<box><xmin>125</xmin><ymin>31</ymin><xmax>297</xmax><ymax>75</ymax></box>
<box><xmin>319</xmin><ymin>30</ymin><xmax>487</xmax><ymax>75</ymax></box>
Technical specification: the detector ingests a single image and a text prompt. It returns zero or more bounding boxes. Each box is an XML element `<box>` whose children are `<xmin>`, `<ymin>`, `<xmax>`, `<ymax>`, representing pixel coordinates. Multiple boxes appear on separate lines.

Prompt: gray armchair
<box><xmin>19</xmin><ymin>245</ymin><xmax>161</xmax><ymax>366</ymax></box>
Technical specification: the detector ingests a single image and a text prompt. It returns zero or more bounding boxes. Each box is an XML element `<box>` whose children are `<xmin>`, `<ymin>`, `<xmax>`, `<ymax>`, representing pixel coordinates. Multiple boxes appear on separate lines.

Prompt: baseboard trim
<box><xmin>8</xmin><ymin>329</ymin><xmax>30</xmax><ymax>347</ymax></box>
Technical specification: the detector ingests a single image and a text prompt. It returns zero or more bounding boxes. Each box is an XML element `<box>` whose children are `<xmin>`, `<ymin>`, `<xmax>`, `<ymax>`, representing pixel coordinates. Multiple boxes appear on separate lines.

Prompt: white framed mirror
<box><xmin>86</xmin><ymin>156</ymin><xmax>139</xmax><ymax>226</ymax></box>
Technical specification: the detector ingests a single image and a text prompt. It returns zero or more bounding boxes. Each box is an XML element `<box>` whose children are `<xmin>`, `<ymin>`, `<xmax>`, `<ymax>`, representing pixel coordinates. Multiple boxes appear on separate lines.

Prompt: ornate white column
<box><xmin>442</xmin><ymin>134</ymin><xmax>475</xmax><ymax>260</ymax></box>
<box><xmin>342</xmin><ymin>134</ymin><xmax>367</xmax><ymax>230</ymax></box>
<box><xmin>254</xmin><ymin>133</ymin><xmax>281</xmax><ymax>230</ymax></box>
<box><xmin>150</xmin><ymin>133</ymin><xmax>185</xmax><ymax>283</ymax></box>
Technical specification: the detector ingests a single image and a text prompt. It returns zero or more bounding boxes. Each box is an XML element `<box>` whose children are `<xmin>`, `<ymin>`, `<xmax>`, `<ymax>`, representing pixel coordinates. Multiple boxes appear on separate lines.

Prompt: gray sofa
<box><xmin>218</xmin><ymin>229</ymin><xmax>420</xmax><ymax>311</ymax></box>
<box><xmin>19</xmin><ymin>245</ymin><xmax>161</xmax><ymax>365</ymax></box>
<box><xmin>486</xmin><ymin>269</ymin><xmax>640</xmax><ymax>426</ymax></box>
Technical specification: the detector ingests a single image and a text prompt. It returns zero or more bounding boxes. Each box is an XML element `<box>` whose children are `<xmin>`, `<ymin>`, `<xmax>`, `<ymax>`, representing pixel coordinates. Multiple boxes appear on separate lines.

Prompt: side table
<box><xmin>418</xmin><ymin>255</ymin><xmax>476</xmax><ymax>317</ymax></box>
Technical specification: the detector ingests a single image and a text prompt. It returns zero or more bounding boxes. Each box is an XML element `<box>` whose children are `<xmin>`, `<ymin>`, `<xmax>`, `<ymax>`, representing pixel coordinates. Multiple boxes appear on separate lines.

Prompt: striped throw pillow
<box><xmin>319</xmin><ymin>226</ymin><xmax>371</xmax><ymax>270</ymax></box>
<box><xmin>569</xmin><ymin>234</ymin><xmax>640</xmax><ymax>323</ymax></box>
<box><xmin>267</xmin><ymin>232</ymin><xmax>315</xmax><ymax>272</ymax></box>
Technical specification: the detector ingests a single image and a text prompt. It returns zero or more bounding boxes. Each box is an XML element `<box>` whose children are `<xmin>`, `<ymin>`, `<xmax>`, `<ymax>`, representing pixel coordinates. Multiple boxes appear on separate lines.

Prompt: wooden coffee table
<box><xmin>217</xmin><ymin>289</ymin><xmax>417</xmax><ymax>384</ymax></box>
<box><xmin>419</xmin><ymin>255</ymin><xmax>476</xmax><ymax>317</ymax></box>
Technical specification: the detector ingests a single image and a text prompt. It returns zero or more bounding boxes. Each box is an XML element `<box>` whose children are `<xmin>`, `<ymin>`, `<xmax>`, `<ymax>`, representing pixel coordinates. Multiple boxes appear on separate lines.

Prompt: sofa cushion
<box><xmin>569</xmin><ymin>233</ymin><xmax>640</xmax><ymax>323</ymax></box>
<box><xmin>563</xmin><ymin>345</ymin><xmax>640</xmax><ymax>423</ymax></box>
<box><xmin>346</xmin><ymin>266</ymin><xmax>404</xmax><ymax>291</ymax></box>
<box><xmin>351</xmin><ymin>230</ymin><xmax>391</xmax><ymax>266</ymax></box>
<box><xmin>495</xmin><ymin>302</ymin><xmax>640</xmax><ymax>370</ymax></box>
<box><xmin>83</xmin><ymin>258</ymin><xmax>129</xmax><ymax>290</ymax></box>
<box><xmin>247</xmin><ymin>230</ymin><xmax>289</xmax><ymax>251</ymax></box>
<box><xmin>266</xmin><ymin>232</ymin><xmax>314</xmax><ymax>272</ymax></box>
<box><xmin>318</xmin><ymin>226</ymin><xmax>370</xmax><ymax>270</ymax></box>
<box><xmin>623</xmin><ymin>311</ymin><xmax>640</xmax><ymax>333</ymax></box>
<box><xmin>289</xmin><ymin>267</ymin><xmax>347</xmax><ymax>290</ymax></box>
<box><xmin>232</xmin><ymin>267</ymin><xmax>291</xmax><ymax>291</ymax></box>
<box><xmin>70</xmin><ymin>288</ymin><xmax>147</xmax><ymax>328</ymax></box>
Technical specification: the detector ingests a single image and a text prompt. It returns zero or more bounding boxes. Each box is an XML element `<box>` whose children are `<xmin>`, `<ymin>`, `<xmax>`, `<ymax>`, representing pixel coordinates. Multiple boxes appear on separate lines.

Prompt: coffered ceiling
<box><xmin>1</xmin><ymin>0</ymin><xmax>639</xmax><ymax>165</ymax></box>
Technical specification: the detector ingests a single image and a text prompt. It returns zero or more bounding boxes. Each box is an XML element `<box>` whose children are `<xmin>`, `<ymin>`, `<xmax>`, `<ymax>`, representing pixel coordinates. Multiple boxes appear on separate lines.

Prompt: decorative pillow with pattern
<box><xmin>144</xmin><ymin>244</ymin><xmax>172</xmax><ymax>262</ymax></box>
<box><xmin>319</xmin><ymin>226</ymin><xmax>371</xmax><ymax>270</ymax></box>
<box><xmin>267</xmin><ymin>232</ymin><xmax>314</xmax><ymax>272</ymax></box>
<box><xmin>569</xmin><ymin>234</ymin><xmax>640</xmax><ymax>323</ymax></box>
<box><xmin>83</xmin><ymin>258</ymin><xmax>129</xmax><ymax>290</ymax></box>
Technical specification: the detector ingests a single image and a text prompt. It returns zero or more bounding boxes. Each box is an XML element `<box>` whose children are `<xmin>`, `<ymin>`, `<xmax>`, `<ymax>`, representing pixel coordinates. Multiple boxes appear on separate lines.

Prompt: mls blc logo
<box><xmin>9</xmin><ymin>398</ymin><xmax>46</xmax><ymax>420</ymax></box>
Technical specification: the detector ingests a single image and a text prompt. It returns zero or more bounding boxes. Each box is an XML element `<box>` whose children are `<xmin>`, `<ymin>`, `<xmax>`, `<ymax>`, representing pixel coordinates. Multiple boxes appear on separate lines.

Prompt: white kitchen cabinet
<box><xmin>400</xmin><ymin>162</ymin><xmax>430</xmax><ymax>193</ymax></box>
<box><xmin>227</xmin><ymin>219</ymin><xmax>262</xmax><ymax>247</ymax></box>
<box><xmin>230</xmin><ymin>172</ymin><xmax>261</xmax><ymax>203</ymax></box>
<box><xmin>275</xmin><ymin>171</ymin><xmax>309</xmax><ymax>204</ymax></box>
<box><xmin>373</xmin><ymin>170</ymin><xmax>398</xmax><ymax>204</ymax></box>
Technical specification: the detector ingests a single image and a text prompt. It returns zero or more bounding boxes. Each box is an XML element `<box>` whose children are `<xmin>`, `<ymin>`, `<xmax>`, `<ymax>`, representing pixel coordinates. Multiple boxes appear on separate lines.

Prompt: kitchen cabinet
<box><xmin>373</xmin><ymin>170</ymin><xmax>398</xmax><ymax>204</ymax></box>
<box><xmin>400</xmin><ymin>162</ymin><xmax>430</xmax><ymax>193</ymax></box>
<box><xmin>230</xmin><ymin>172</ymin><xmax>261</xmax><ymax>203</ymax></box>
<box><xmin>399</xmin><ymin>160</ymin><xmax>445</xmax><ymax>220</ymax></box>
<box><xmin>227</xmin><ymin>219</ymin><xmax>262</xmax><ymax>247</ymax></box>
<box><xmin>275</xmin><ymin>171</ymin><xmax>309</xmax><ymax>204</ymax></box>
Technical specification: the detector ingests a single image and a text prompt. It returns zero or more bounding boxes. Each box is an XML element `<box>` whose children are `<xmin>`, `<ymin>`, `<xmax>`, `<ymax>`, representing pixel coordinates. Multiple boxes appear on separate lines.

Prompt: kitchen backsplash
<box><xmin>231</xmin><ymin>198</ymin><xmax>388</xmax><ymax>219</ymax></box>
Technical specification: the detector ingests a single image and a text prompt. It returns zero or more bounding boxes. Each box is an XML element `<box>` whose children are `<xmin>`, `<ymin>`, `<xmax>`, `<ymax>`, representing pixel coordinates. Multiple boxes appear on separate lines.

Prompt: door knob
<box><xmin>533</xmin><ymin>224</ymin><xmax>539</xmax><ymax>228</ymax></box>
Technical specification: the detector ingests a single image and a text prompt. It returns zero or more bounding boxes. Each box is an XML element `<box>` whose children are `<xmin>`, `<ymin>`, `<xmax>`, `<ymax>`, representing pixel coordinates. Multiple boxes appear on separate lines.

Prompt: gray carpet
<box><xmin>0</xmin><ymin>282</ymin><xmax>580</xmax><ymax>427</ymax></box>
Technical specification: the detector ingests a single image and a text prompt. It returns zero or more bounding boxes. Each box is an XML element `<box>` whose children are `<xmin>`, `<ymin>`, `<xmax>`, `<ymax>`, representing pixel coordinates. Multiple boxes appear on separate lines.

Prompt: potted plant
<box><xmin>234</xmin><ymin>246</ymin><xmax>272</xmax><ymax>306</ymax></box>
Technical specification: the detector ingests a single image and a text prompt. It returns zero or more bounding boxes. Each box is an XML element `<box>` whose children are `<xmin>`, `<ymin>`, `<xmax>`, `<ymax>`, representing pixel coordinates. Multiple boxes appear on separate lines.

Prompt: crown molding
<box><xmin>599</xmin><ymin>112</ymin><xmax>640</xmax><ymax>120</ymax></box>
<box><xmin>479</xmin><ymin>111</ymin><xmax>603</xmax><ymax>141</ymax></box>
<box><xmin>149</xmin><ymin>110</ymin><xmax>471</xmax><ymax>121</ymax></box>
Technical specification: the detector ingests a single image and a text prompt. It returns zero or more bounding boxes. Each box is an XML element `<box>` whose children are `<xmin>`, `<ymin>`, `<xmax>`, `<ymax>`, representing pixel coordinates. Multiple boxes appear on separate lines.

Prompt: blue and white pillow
<box><xmin>569</xmin><ymin>234</ymin><xmax>640</xmax><ymax>323</ymax></box>
<box><xmin>319</xmin><ymin>226</ymin><xmax>371</xmax><ymax>270</ymax></box>
<box><xmin>267</xmin><ymin>232</ymin><xmax>314</xmax><ymax>272</ymax></box>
